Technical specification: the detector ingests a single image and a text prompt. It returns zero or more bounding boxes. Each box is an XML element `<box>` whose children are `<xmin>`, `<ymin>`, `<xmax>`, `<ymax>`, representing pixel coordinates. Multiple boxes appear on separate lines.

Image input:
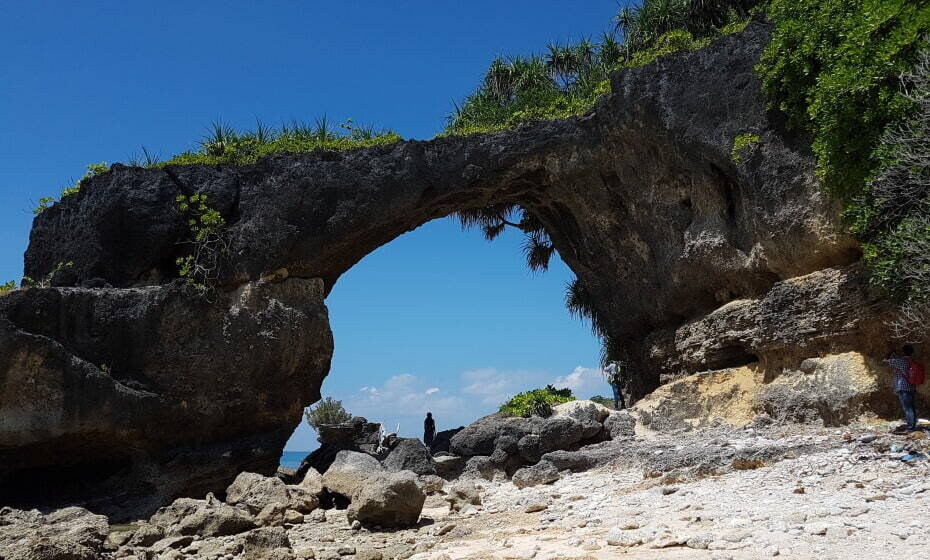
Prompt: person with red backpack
<box><xmin>886</xmin><ymin>345</ymin><xmax>924</xmax><ymax>433</ymax></box>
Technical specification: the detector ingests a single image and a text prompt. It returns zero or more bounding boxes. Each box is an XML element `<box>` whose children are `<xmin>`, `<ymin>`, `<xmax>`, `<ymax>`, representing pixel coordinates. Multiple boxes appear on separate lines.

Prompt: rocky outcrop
<box><xmin>295</xmin><ymin>417</ymin><xmax>382</xmax><ymax>478</ymax></box>
<box><xmin>0</xmin><ymin>278</ymin><xmax>332</xmax><ymax>520</ymax></box>
<box><xmin>1</xmin><ymin>22</ymin><xmax>902</xmax><ymax>518</ymax></box>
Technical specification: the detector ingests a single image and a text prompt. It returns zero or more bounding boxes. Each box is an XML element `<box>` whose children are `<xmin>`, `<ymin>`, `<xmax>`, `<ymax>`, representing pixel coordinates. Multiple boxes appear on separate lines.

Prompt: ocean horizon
<box><xmin>280</xmin><ymin>451</ymin><xmax>308</xmax><ymax>470</ymax></box>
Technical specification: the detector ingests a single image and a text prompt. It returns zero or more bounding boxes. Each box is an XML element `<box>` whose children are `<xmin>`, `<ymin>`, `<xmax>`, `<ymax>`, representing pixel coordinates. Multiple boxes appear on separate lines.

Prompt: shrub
<box><xmin>305</xmin><ymin>397</ymin><xmax>353</xmax><ymax>430</ymax></box>
<box><xmin>499</xmin><ymin>385</ymin><xmax>576</xmax><ymax>418</ymax></box>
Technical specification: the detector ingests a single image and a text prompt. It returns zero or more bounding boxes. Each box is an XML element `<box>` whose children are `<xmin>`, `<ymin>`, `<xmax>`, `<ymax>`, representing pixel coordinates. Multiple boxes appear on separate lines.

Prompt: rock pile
<box><xmin>448</xmin><ymin>401</ymin><xmax>634</xmax><ymax>484</ymax></box>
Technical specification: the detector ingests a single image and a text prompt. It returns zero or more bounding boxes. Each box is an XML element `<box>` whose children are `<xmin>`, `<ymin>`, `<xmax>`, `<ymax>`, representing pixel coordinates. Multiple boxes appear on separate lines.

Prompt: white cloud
<box><xmin>461</xmin><ymin>367</ymin><xmax>538</xmax><ymax>406</ymax></box>
<box><xmin>551</xmin><ymin>366</ymin><xmax>611</xmax><ymax>398</ymax></box>
<box><xmin>346</xmin><ymin>374</ymin><xmax>463</xmax><ymax>422</ymax></box>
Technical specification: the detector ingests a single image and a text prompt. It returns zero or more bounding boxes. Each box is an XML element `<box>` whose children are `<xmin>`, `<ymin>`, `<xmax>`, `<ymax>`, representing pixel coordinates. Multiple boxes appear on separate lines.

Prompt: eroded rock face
<box><xmin>0</xmin><ymin>507</ymin><xmax>108</xmax><ymax>559</ymax></box>
<box><xmin>0</xmin><ymin>278</ymin><xmax>332</xmax><ymax>519</ymax></box>
<box><xmin>1</xmin><ymin>22</ymin><xmax>900</xmax><ymax>519</ymax></box>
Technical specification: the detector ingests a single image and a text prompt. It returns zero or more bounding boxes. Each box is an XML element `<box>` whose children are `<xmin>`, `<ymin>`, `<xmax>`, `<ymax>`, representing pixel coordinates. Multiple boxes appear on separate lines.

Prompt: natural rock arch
<box><xmin>0</xmin><ymin>23</ymin><xmax>880</xmax><ymax>519</ymax></box>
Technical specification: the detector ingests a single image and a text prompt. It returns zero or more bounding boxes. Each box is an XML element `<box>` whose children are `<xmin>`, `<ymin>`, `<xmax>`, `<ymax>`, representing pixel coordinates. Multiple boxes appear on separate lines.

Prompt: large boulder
<box><xmin>433</xmin><ymin>455</ymin><xmax>466</xmax><ymax>479</ymax></box>
<box><xmin>298</xmin><ymin>467</ymin><xmax>324</xmax><ymax>496</ymax></box>
<box><xmin>538</xmin><ymin>416</ymin><xmax>586</xmax><ymax>453</ymax></box>
<box><xmin>5</xmin><ymin>537</ymin><xmax>100</xmax><ymax>560</ymax></box>
<box><xmin>149</xmin><ymin>497</ymin><xmax>255</xmax><ymax>537</ymax></box>
<box><xmin>381</xmin><ymin>438</ymin><xmax>437</xmax><ymax>476</ymax></box>
<box><xmin>511</xmin><ymin>461</ymin><xmax>560</xmax><ymax>489</ymax></box>
<box><xmin>321</xmin><ymin>451</ymin><xmax>384</xmax><ymax>498</ymax></box>
<box><xmin>225</xmin><ymin>472</ymin><xmax>319</xmax><ymax>514</ymax></box>
<box><xmin>346</xmin><ymin>471</ymin><xmax>426</xmax><ymax>528</ymax></box>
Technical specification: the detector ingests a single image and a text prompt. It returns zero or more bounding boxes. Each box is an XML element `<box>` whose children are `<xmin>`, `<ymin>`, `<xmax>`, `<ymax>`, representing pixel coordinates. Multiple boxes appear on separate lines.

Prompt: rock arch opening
<box><xmin>281</xmin><ymin>215</ymin><xmax>604</xmax><ymax>467</ymax></box>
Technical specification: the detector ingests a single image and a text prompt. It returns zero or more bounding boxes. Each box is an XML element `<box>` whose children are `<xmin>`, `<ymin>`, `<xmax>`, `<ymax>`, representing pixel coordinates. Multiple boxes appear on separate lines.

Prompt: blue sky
<box><xmin>0</xmin><ymin>1</ymin><xmax>622</xmax><ymax>450</ymax></box>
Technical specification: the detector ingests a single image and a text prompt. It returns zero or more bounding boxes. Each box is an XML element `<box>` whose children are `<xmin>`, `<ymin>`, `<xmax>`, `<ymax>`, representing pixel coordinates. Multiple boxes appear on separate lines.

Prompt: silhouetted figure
<box><xmin>423</xmin><ymin>412</ymin><xmax>436</xmax><ymax>447</ymax></box>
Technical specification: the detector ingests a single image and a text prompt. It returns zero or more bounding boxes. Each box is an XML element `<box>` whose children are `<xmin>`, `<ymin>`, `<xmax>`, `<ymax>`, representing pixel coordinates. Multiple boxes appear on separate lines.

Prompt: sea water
<box><xmin>279</xmin><ymin>451</ymin><xmax>308</xmax><ymax>470</ymax></box>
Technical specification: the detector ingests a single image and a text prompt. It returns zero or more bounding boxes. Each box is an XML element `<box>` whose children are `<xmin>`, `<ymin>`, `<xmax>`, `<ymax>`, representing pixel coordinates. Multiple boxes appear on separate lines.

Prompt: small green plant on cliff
<box><xmin>305</xmin><ymin>397</ymin><xmax>353</xmax><ymax>430</ymax></box>
<box><xmin>20</xmin><ymin>261</ymin><xmax>74</xmax><ymax>289</ymax></box>
<box><xmin>0</xmin><ymin>281</ymin><xmax>15</xmax><ymax>297</ymax></box>
<box><xmin>175</xmin><ymin>194</ymin><xmax>228</xmax><ymax>296</ymax></box>
<box><xmin>33</xmin><ymin>162</ymin><xmax>109</xmax><ymax>214</ymax></box>
<box><xmin>730</xmin><ymin>133</ymin><xmax>760</xmax><ymax>164</ymax></box>
<box><xmin>157</xmin><ymin>118</ymin><xmax>401</xmax><ymax>167</ymax></box>
<box><xmin>499</xmin><ymin>385</ymin><xmax>575</xmax><ymax>418</ymax></box>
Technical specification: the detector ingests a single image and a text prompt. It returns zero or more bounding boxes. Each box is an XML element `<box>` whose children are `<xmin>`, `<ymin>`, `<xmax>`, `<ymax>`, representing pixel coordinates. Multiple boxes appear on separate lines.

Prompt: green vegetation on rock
<box><xmin>758</xmin><ymin>0</ymin><xmax>930</xmax><ymax>337</ymax></box>
<box><xmin>758</xmin><ymin>0</ymin><xmax>930</xmax><ymax>199</ymax></box>
<box><xmin>305</xmin><ymin>396</ymin><xmax>353</xmax><ymax>429</ymax></box>
<box><xmin>33</xmin><ymin>162</ymin><xmax>108</xmax><ymax>214</ymax></box>
<box><xmin>499</xmin><ymin>385</ymin><xmax>575</xmax><ymax>418</ymax></box>
<box><xmin>731</xmin><ymin>132</ymin><xmax>760</xmax><ymax>164</ymax></box>
<box><xmin>445</xmin><ymin>0</ymin><xmax>756</xmax><ymax>136</ymax></box>
<box><xmin>0</xmin><ymin>281</ymin><xmax>15</xmax><ymax>297</ymax></box>
<box><xmin>160</xmin><ymin>118</ymin><xmax>400</xmax><ymax>167</ymax></box>
<box><xmin>175</xmin><ymin>194</ymin><xmax>228</xmax><ymax>296</ymax></box>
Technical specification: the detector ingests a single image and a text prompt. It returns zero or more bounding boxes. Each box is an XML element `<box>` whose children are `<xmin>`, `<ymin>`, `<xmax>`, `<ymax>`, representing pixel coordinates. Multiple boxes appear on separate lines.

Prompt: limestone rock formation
<box><xmin>0</xmin><ymin>22</ymin><xmax>906</xmax><ymax>519</ymax></box>
<box><xmin>0</xmin><ymin>278</ymin><xmax>332</xmax><ymax>520</ymax></box>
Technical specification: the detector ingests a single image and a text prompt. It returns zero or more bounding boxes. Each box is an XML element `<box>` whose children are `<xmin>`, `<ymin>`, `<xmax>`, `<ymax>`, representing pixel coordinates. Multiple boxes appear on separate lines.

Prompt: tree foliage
<box><xmin>304</xmin><ymin>396</ymin><xmax>353</xmax><ymax>430</ymax></box>
<box><xmin>758</xmin><ymin>0</ymin><xmax>930</xmax><ymax>199</ymax></box>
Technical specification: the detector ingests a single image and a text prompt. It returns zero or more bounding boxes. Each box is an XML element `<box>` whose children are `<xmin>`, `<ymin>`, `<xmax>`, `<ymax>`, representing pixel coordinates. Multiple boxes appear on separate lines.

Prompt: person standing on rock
<box><xmin>604</xmin><ymin>361</ymin><xmax>627</xmax><ymax>410</ymax></box>
<box><xmin>423</xmin><ymin>412</ymin><xmax>436</xmax><ymax>448</ymax></box>
<box><xmin>886</xmin><ymin>345</ymin><xmax>924</xmax><ymax>433</ymax></box>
